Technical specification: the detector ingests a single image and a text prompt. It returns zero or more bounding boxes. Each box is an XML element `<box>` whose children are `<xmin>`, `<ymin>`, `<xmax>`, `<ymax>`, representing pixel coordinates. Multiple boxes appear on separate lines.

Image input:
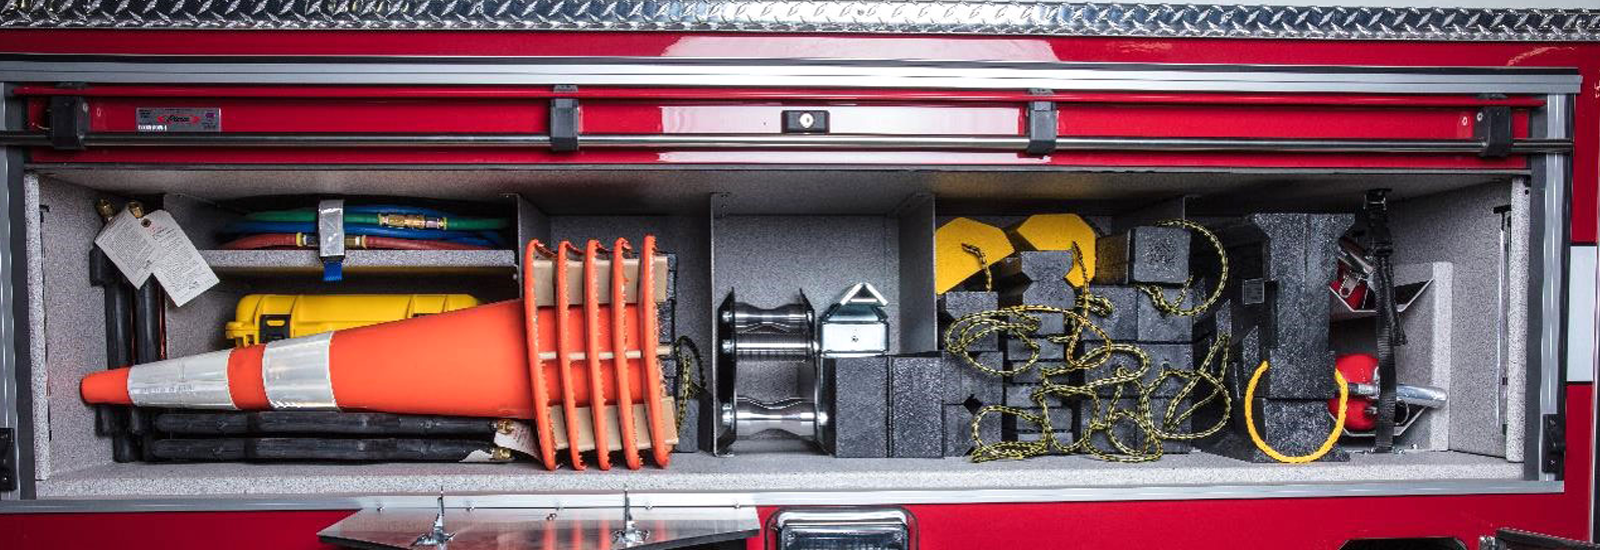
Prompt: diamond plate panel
<box><xmin>0</xmin><ymin>2</ymin><xmax>1597</xmax><ymax>41</ymax></box>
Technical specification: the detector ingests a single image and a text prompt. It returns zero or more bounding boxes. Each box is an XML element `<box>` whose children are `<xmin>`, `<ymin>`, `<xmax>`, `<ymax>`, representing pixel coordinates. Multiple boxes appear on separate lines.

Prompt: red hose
<box><xmin>220</xmin><ymin>233</ymin><xmax>489</xmax><ymax>251</ymax></box>
<box><xmin>220</xmin><ymin>234</ymin><xmax>299</xmax><ymax>250</ymax></box>
<box><xmin>363</xmin><ymin>236</ymin><xmax>487</xmax><ymax>250</ymax></box>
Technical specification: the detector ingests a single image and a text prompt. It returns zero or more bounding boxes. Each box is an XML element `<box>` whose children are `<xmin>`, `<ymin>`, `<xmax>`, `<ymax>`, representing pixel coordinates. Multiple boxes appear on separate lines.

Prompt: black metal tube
<box><xmin>90</xmin><ymin>248</ymin><xmax>138</xmax><ymax>462</ymax></box>
<box><xmin>127</xmin><ymin>280</ymin><xmax>162</xmax><ymax>445</ymax></box>
<box><xmin>154</xmin><ymin>411</ymin><xmax>501</xmax><ymax>436</ymax></box>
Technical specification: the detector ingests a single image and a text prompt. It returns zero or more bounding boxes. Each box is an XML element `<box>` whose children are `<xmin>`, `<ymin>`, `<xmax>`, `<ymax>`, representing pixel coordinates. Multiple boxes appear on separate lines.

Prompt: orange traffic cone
<box><xmin>81</xmin><ymin>236</ymin><xmax>674</xmax><ymax>471</ymax></box>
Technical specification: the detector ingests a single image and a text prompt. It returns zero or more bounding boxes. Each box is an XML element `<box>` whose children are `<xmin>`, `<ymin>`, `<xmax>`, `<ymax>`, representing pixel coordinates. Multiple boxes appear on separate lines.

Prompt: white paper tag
<box><xmin>492</xmin><ymin>420</ymin><xmax>540</xmax><ymax>457</ymax></box>
<box><xmin>93</xmin><ymin>210</ymin><xmax>155</xmax><ymax>287</ymax></box>
<box><xmin>143</xmin><ymin>210</ymin><xmax>219</xmax><ymax>307</ymax></box>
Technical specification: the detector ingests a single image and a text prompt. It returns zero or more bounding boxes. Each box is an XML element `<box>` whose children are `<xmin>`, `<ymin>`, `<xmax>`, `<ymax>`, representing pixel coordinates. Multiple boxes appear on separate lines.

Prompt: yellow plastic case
<box><xmin>225</xmin><ymin>294</ymin><xmax>481</xmax><ymax>347</ymax></box>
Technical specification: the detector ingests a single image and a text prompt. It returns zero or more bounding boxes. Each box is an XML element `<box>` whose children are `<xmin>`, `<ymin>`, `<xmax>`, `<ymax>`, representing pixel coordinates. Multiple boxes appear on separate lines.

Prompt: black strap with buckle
<box><xmin>1364</xmin><ymin>189</ymin><xmax>1407</xmax><ymax>453</ymax></box>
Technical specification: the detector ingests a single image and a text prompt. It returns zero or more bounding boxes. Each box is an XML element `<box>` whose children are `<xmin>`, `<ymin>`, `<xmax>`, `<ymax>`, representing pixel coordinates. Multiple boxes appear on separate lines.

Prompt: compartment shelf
<box><xmin>201</xmin><ymin>249</ymin><xmax>518</xmax><ymax>276</ymax></box>
<box><xmin>34</xmin><ymin>449</ymin><xmax>1521</xmax><ymax>499</ymax></box>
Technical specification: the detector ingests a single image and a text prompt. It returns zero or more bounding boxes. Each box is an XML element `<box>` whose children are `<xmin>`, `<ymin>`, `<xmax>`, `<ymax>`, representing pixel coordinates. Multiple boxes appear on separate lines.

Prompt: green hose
<box><xmin>244</xmin><ymin>209</ymin><xmax>510</xmax><ymax>231</ymax></box>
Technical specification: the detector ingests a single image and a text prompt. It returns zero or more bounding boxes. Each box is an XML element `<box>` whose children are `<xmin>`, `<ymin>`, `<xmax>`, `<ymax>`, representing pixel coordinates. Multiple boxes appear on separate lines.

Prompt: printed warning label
<box><xmin>136</xmin><ymin>108</ymin><xmax>221</xmax><ymax>132</ymax></box>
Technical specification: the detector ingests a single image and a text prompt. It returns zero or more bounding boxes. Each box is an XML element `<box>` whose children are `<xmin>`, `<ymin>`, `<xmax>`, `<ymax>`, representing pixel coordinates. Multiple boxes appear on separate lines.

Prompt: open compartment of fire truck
<box><xmin>0</xmin><ymin>60</ymin><xmax>1574</xmax><ymax>504</ymax></box>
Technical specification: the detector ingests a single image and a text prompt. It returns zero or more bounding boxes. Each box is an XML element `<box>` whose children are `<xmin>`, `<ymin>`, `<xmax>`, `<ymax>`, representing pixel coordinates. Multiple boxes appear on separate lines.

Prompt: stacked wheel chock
<box><xmin>82</xmin><ymin>235</ymin><xmax>674</xmax><ymax>470</ymax></box>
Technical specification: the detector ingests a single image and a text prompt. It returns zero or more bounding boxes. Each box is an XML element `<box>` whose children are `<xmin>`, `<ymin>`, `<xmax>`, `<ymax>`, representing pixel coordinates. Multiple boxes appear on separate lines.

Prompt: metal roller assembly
<box><xmin>714</xmin><ymin>291</ymin><xmax>832</xmax><ymax>455</ymax></box>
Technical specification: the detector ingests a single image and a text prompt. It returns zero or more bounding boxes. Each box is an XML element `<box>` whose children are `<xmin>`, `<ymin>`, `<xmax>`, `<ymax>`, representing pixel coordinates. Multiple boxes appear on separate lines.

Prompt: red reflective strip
<box><xmin>225</xmin><ymin>345</ymin><xmax>269</xmax><ymax>410</ymax></box>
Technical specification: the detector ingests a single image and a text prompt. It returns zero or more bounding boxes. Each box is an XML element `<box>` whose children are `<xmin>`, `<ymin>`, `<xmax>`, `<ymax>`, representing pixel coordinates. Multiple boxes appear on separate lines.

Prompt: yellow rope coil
<box><xmin>1243</xmin><ymin>360</ymin><xmax>1348</xmax><ymax>464</ymax></box>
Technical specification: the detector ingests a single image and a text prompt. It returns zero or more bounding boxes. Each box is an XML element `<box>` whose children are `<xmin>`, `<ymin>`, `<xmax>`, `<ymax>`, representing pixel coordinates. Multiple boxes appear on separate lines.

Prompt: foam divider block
<box><xmin>1005</xmin><ymin>336</ymin><xmax>1065</xmax><ymax>361</ymax></box>
<box><xmin>831</xmin><ymin>356</ymin><xmax>890</xmax><ymax>458</ymax></box>
<box><xmin>1005</xmin><ymin>405</ymin><xmax>1074</xmax><ymax>442</ymax></box>
<box><xmin>1215</xmin><ymin>213</ymin><xmax>1351</xmax><ymax>399</ymax></box>
<box><xmin>888</xmin><ymin>356</ymin><xmax>944</xmax><ymax>458</ymax></box>
<box><xmin>997</xmin><ymin>251</ymin><xmax>1077</xmax><ymax>334</ymax></box>
<box><xmin>1083</xmin><ymin>285</ymin><xmax>1139</xmax><ymax>342</ymax></box>
<box><xmin>939</xmin><ymin>291</ymin><xmax>999</xmax><ymax>351</ymax></box>
<box><xmin>674</xmin><ymin>396</ymin><xmax>700</xmax><ymax>454</ymax></box>
<box><xmin>942</xmin><ymin>352</ymin><xmax>1003</xmax><ymax>406</ymax></box>
<box><xmin>1196</xmin><ymin>399</ymin><xmax>1349</xmax><ymax>463</ymax></box>
<box><xmin>1003</xmin><ymin>384</ymin><xmax>1037</xmax><ymax>407</ymax></box>
<box><xmin>943</xmin><ymin>405</ymin><xmax>1001</xmax><ymax>457</ymax></box>
<box><xmin>1095</xmin><ymin>226</ymin><xmax>1190</xmax><ymax>285</ymax></box>
<box><xmin>1136</xmin><ymin>295</ymin><xmax>1194</xmax><ymax>343</ymax></box>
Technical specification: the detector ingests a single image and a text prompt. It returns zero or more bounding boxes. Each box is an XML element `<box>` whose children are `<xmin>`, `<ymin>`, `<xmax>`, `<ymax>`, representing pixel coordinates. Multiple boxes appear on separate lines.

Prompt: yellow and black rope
<box><xmin>673</xmin><ymin>336</ymin><xmax>704</xmax><ymax>433</ymax></box>
<box><xmin>949</xmin><ymin>219</ymin><xmax>1238</xmax><ymax>463</ymax></box>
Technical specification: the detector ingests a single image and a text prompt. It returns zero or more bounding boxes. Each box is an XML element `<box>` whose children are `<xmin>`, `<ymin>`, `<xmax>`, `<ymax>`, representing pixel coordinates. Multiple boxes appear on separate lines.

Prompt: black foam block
<box><xmin>997</xmin><ymin>251</ymin><xmax>1077</xmax><ymax>334</ymax></box>
<box><xmin>1082</xmin><ymin>284</ymin><xmax>1139</xmax><ymax>343</ymax></box>
<box><xmin>1195</xmin><ymin>398</ymin><xmax>1348</xmax><ymax>463</ymax></box>
<box><xmin>1005</xmin><ymin>405</ymin><xmax>1074</xmax><ymax>442</ymax></box>
<box><xmin>831</xmin><ymin>356</ymin><xmax>890</xmax><ymax>458</ymax></box>
<box><xmin>888</xmin><ymin>356</ymin><xmax>944</xmax><ymax>458</ymax></box>
<box><xmin>673</xmin><ymin>396</ymin><xmax>699</xmax><ymax>453</ymax></box>
<box><xmin>1004</xmin><ymin>336</ymin><xmax>1066</xmax><ymax>362</ymax></box>
<box><xmin>1095</xmin><ymin>226</ymin><xmax>1190</xmax><ymax>285</ymax></box>
<box><xmin>944</xmin><ymin>404</ymin><xmax>1002</xmax><ymax>457</ymax></box>
<box><xmin>1214</xmin><ymin>213</ymin><xmax>1352</xmax><ymax>399</ymax></box>
<box><xmin>1136</xmin><ymin>294</ymin><xmax>1194</xmax><ymax>343</ymax></box>
<box><xmin>942</xmin><ymin>352</ymin><xmax>1004</xmax><ymax>406</ymax></box>
<box><xmin>1085</xmin><ymin>344</ymin><xmax>1194</xmax><ymax>398</ymax></box>
<box><xmin>939</xmin><ymin>291</ymin><xmax>1000</xmax><ymax>351</ymax></box>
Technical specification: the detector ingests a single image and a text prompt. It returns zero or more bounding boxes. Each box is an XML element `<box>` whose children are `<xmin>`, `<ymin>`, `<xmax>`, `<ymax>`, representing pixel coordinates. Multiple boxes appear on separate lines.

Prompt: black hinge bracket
<box><xmin>1026</xmin><ymin>100</ymin><xmax>1058</xmax><ymax>156</ymax></box>
<box><xmin>1476</xmin><ymin>104</ymin><xmax>1513</xmax><ymax>158</ymax></box>
<box><xmin>1540</xmin><ymin>413</ymin><xmax>1565</xmax><ymax>476</ymax></box>
<box><xmin>0</xmin><ymin>428</ymin><xmax>16</xmax><ymax>492</ymax></box>
<box><xmin>1492</xmin><ymin>528</ymin><xmax>1600</xmax><ymax>549</ymax></box>
<box><xmin>47</xmin><ymin>95</ymin><xmax>89</xmax><ymax>151</ymax></box>
<box><xmin>550</xmin><ymin>85</ymin><xmax>580</xmax><ymax>153</ymax></box>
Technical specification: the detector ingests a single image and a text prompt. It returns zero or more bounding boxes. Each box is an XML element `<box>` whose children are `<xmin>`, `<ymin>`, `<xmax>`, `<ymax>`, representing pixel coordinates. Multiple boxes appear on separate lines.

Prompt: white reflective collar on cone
<box><xmin>262</xmin><ymin>332</ymin><xmax>339</xmax><ymax>409</ymax></box>
<box><xmin>126</xmin><ymin>349</ymin><xmax>237</xmax><ymax>409</ymax></box>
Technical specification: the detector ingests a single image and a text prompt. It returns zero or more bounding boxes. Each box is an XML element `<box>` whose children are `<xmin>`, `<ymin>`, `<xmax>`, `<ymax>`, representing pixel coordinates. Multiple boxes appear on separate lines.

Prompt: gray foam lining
<box><xmin>1505</xmin><ymin>183</ymin><xmax>1531</xmax><ymax>462</ymax></box>
<box><xmin>23</xmin><ymin>174</ymin><xmax>47</xmax><ymax>480</ymax></box>
<box><xmin>1391</xmin><ymin>181</ymin><xmax>1524</xmax><ymax>459</ymax></box>
<box><xmin>1394</xmin><ymin>262</ymin><xmax>1453</xmax><ymax>452</ymax></box>
<box><xmin>33</xmin><ymin>176</ymin><xmax>115</xmax><ymax>478</ymax></box>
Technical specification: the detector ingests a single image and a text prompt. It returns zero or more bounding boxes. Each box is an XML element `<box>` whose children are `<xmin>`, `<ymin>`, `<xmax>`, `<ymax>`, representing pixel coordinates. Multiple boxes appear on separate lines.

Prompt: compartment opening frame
<box><xmin>0</xmin><ymin>57</ymin><xmax>1579</xmax><ymax>511</ymax></box>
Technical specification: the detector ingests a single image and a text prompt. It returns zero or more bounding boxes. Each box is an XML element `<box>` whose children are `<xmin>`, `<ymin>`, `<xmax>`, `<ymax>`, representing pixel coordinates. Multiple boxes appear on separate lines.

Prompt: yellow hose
<box><xmin>1244</xmin><ymin>360</ymin><xmax>1348</xmax><ymax>464</ymax></box>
